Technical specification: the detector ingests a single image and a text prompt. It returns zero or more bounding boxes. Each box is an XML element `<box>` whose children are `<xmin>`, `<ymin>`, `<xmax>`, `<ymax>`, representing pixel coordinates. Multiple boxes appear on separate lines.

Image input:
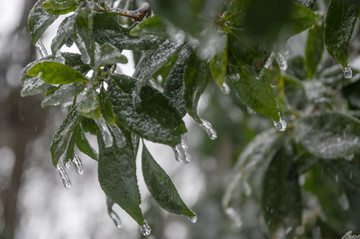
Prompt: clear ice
<box><xmin>140</xmin><ymin>221</ymin><xmax>151</xmax><ymax>236</ymax></box>
<box><xmin>173</xmin><ymin>134</ymin><xmax>190</xmax><ymax>163</ymax></box>
<box><xmin>225</xmin><ymin>207</ymin><xmax>242</xmax><ymax>227</ymax></box>
<box><xmin>56</xmin><ymin>164</ymin><xmax>71</xmax><ymax>189</ymax></box>
<box><xmin>275</xmin><ymin>52</ymin><xmax>287</xmax><ymax>71</ymax></box>
<box><xmin>200</xmin><ymin>119</ymin><xmax>217</xmax><ymax>140</ymax></box>
<box><xmin>94</xmin><ymin>116</ymin><xmax>114</xmax><ymax>148</ymax></box>
<box><xmin>343</xmin><ymin>66</ymin><xmax>353</xmax><ymax>79</ymax></box>
<box><xmin>341</xmin><ymin>231</ymin><xmax>360</xmax><ymax>239</ymax></box>
<box><xmin>107</xmin><ymin>197</ymin><xmax>122</xmax><ymax>229</ymax></box>
<box><xmin>72</xmin><ymin>154</ymin><xmax>84</xmax><ymax>175</ymax></box>
<box><xmin>35</xmin><ymin>40</ymin><xmax>48</xmax><ymax>58</ymax></box>
<box><xmin>220</xmin><ymin>82</ymin><xmax>231</xmax><ymax>95</ymax></box>
<box><xmin>273</xmin><ymin>118</ymin><xmax>287</xmax><ymax>132</ymax></box>
<box><xmin>109</xmin><ymin>125</ymin><xmax>126</xmax><ymax>148</ymax></box>
<box><xmin>187</xmin><ymin>215</ymin><xmax>198</xmax><ymax>223</ymax></box>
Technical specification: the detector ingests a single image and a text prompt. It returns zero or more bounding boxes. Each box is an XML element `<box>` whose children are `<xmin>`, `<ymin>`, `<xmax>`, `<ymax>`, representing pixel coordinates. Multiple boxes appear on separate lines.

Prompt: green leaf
<box><xmin>50</xmin><ymin>106</ymin><xmax>79</xmax><ymax>166</ymax></box>
<box><xmin>51</xmin><ymin>15</ymin><xmax>76</xmax><ymax>54</ymax></box>
<box><xmin>183</xmin><ymin>52</ymin><xmax>211</xmax><ymax>123</ymax></box>
<box><xmin>21</xmin><ymin>77</ymin><xmax>51</xmax><ymax>97</ymax></box>
<box><xmin>324</xmin><ymin>0</ymin><xmax>359</xmax><ymax>67</ymax></box>
<box><xmin>130</xmin><ymin>16</ymin><xmax>169</xmax><ymax>39</ymax></box>
<box><xmin>42</xmin><ymin>0</ymin><xmax>79</xmax><ymax>15</ymax></box>
<box><xmin>62</xmin><ymin>52</ymin><xmax>91</xmax><ymax>74</ymax></box>
<box><xmin>305</xmin><ymin>23</ymin><xmax>324</xmax><ymax>79</ymax></box>
<box><xmin>28</xmin><ymin>61</ymin><xmax>88</xmax><ymax>84</ymax></box>
<box><xmin>142</xmin><ymin>144</ymin><xmax>195</xmax><ymax>218</ymax></box>
<box><xmin>108</xmin><ymin>74</ymin><xmax>186</xmax><ymax>146</ymax></box>
<box><xmin>95</xmin><ymin>43</ymin><xmax>128</xmax><ymax>67</ymax></box>
<box><xmin>210</xmin><ymin>33</ymin><xmax>228</xmax><ymax>86</ymax></box>
<box><xmin>75</xmin><ymin>7</ymin><xmax>93</xmax><ymax>63</ymax></box>
<box><xmin>99</xmin><ymin>87</ymin><xmax>116</xmax><ymax>126</ymax></box>
<box><xmin>262</xmin><ymin>145</ymin><xmax>302</xmax><ymax>235</ymax></box>
<box><xmin>75</xmin><ymin>125</ymin><xmax>98</xmax><ymax>160</ymax></box>
<box><xmin>41</xmin><ymin>83</ymin><xmax>85</xmax><ymax>108</ymax></box>
<box><xmin>295</xmin><ymin>112</ymin><xmax>360</xmax><ymax>159</ymax></box>
<box><xmin>28</xmin><ymin>0</ymin><xmax>59</xmax><ymax>44</ymax></box>
<box><xmin>98</xmin><ymin>131</ymin><xmax>144</xmax><ymax>225</ymax></box>
<box><xmin>65</xmin><ymin>128</ymin><xmax>76</xmax><ymax>161</ymax></box>
<box><xmin>77</xmin><ymin>88</ymin><xmax>101</xmax><ymax>118</ymax></box>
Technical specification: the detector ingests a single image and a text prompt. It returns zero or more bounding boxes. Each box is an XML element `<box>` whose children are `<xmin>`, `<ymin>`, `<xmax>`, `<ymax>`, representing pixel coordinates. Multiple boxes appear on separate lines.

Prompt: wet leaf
<box><xmin>28</xmin><ymin>0</ymin><xmax>59</xmax><ymax>44</ymax></box>
<box><xmin>305</xmin><ymin>23</ymin><xmax>324</xmax><ymax>79</ymax></box>
<box><xmin>75</xmin><ymin>125</ymin><xmax>98</xmax><ymax>160</ymax></box>
<box><xmin>142</xmin><ymin>144</ymin><xmax>195</xmax><ymax>217</ymax></box>
<box><xmin>210</xmin><ymin>33</ymin><xmax>228</xmax><ymax>86</ymax></box>
<box><xmin>42</xmin><ymin>0</ymin><xmax>79</xmax><ymax>15</ymax></box>
<box><xmin>28</xmin><ymin>61</ymin><xmax>88</xmax><ymax>84</ymax></box>
<box><xmin>51</xmin><ymin>15</ymin><xmax>76</xmax><ymax>54</ymax></box>
<box><xmin>77</xmin><ymin>88</ymin><xmax>101</xmax><ymax>118</ymax></box>
<box><xmin>295</xmin><ymin>112</ymin><xmax>360</xmax><ymax>159</ymax></box>
<box><xmin>108</xmin><ymin>74</ymin><xmax>186</xmax><ymax>146</ymax></box>
<box><xmin>41</xmin><ymin>83</ymin><xmax>85</xmax><ymax>108</ymax></box>
<box><xmin>98</xmin><ymin>131</ymin><xmax>144</xmax><ymax>225</ymax></box>
<box><xmin>130</xmin><ymin>15</ymin><xmax>169</xmax><ymax>39</ymax></box>
<box><xmin>324</xmin><ymin>0</ymin><xmax>359</xmax><ymax>67</ymax></box>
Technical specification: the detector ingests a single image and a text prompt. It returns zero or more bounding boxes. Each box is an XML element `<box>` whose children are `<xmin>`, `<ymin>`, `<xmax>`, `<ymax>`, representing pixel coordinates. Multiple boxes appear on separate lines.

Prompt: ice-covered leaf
<box><xmin>28</xmin><ymin>61</ymin><xmax>88</xmax><ymax>84</ymax></box>
<box><xmin>210</xmin><ymin>33</ymin><xmax>228</xmax><ymax>86</ymax></box>
<box><xmin>107</xmin><ymin>74</ymin><xmax>186</xmax><ymax>146</ymax></box>
<box><xmin>77</xmin><ymin>88</ymin><xmax>101</xmax><ymax>118</ymax></box>
<box><xmin>324</xmin><ymin>0</ymin><xmax>359</xmax><ymax>67</ymax></box>
<box><xmin>295</xmin><ymin>112</ymin><xmax>360</xmax><ymax>159</ymax></box>
<box><xmin>130</xmin><ymin>15</ymin><xmax>169</xmax><ymax>39</ymax></box>
<box><xmin>21</xmin><ymin>77</ymin><xmax>51</xmax><ymax>97</ymax></box>
<box><xmin>42</xmin><ymin>0</ymin><xmax>79</xmax><ymax>15</ymax></box>
<box><xmin>75</xmin><ymin>7</ymin><xmax>93</xmax><ymax>61</ymax></box>
<box><xmin>50</xmin><ymin>106</ymin><xmax>79</xmax><ymax>166</ymax></box>
<box><xmin>305</xmin><ymin>23</ymin><xmax>324</xmax><ymax>79</ymax></box>
<box><xmin>41</xmin><ymin>83</ymin><xmax>85</xmax><ymax>108</ymax></box>
<box><xmin>62</xmin><ymin>52</ymin><xmax>91</xmax><ymax>74</ymax></box>
<box><xmin>28</xmin><ymin>0</ymin><xmax>59</xmax><ymax>44</ymax></box>
<box><xmin>99</xmin><ymin>87</ymin><xmax>116</xmax><ymax>126</ymax></box>
<box><xmin>51</xmin><ymin>14</ymin><xmax>76</xmax><ymax>54</ymax></box>
<box><xmin>262</xmin><ymin>146</ymin><xmax>302</xmax><ymax>235</ymax></box>
<box><xmin>65</xmin><ymin>129</ymin><xmax>76</xmax><ymax>161</ymax></box>
<box><xmin>98</xmin><ymin>131</ymin><xmax>144</xmax><ymax>226</ymax></box>
<box><xmin>183</xmin><ymin>52</ymin><xmax>210</xmax><ymax>123</ymax></box>
<box><xmin>75</xmin><ymin>125</ymin><xmax>98</xmax><ymax>160</ymax></box>
<box><xmin>142</xmin><ymin>144</ymin><xmax>195</xmax><ymax>217</ymax></box>
<box><xmin>95</xmin><ymin>43</ymin><xmax>128</xmax><ymax>67</ymax></box>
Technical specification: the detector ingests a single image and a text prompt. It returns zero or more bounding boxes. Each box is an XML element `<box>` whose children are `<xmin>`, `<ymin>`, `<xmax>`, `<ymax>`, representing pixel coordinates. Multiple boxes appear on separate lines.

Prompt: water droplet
<box><xmin>56</xmin><ymin>164</ymin><xmax>71</xmax><ymax>189</ymax></box>
<box><xmin>140</xmin><ymin>221</ymin><xmax>151</xmax><ymax>236</ymax></box>
<box><xmin>275</xmin><ymin>52</ymin><xmax>287</xmax><ymax>71</ymax></box>
<box><xmin>107</xmin><ymin>197</ymin><xmax>122</xmax><ymax>229</ymax></box>
<box><xmin>72</xmin><ymin>154</ymin><xmax>84</xmax><ymax>175</ymax></box>
<box><xmin>228</xmin><ymin>73</ymin><xmax>240</xmax><ymax>82</ymax></box>
<box><xmin>343</xmin><ymin>66</ymin><xmax>352</xmax><ymax>79</ymax></box>
<box><xmin>225</xmin><ymin>207</ymin><xmax>242</xmax><ymax>227</ymax></box>
<box><xmin>199</xmin><ymin>119</ymin><xmax>217</xmax><ymax>140</ymax></box>
<box><xmin>273</xmin><ymin>118</ymin><xmax>287</xmax><ymax>132</ymax></box>
<box><xmin>35</xmin><ymin>40</ymin><xmax>48</xmax><ymax>58</ymax></box>
<box><xmin>187</xmin><ymin>215</ymin><xmax>197</xmax><ymax>223</ymax></box>
<box><xmin>220</xmin><ymin>82</ymin><xmax>230</xmax><ymax>95</ymax></box>
<box><xmin>109</xmin><ymin>125</ymin><xmax>126</xmax><ymax>148</ymax></box>
<box><xmin>94</xmin><ymin>116</ymin><xmax>113</xmax><ymax>148</ymax></box>
<box><xmin>173</xmin><ymin>135</ymin><xmax>190</xmax><ymax>163</ymax></box>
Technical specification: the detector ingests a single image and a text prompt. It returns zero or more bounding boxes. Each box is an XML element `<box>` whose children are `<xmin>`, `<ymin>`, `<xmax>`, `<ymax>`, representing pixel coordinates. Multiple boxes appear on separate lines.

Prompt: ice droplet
<box><xmin>56</xmin><ymin>164</ymin><xmax>71</xmax><ymax>189</ymax></box>
<box><xmin>109</xmin><ymin>125</ymin><xmax>126</xmax><ymax>148</ymax></box>
<box><xmin>225</xmin><ymin>207</ymin><xmax>242</xmax><ymax>227</ymax></box>
<box><xmin>140</xmin><ymin>221</ymin><xmax>151</xmax><ymax>236</ymax></box>
<box><xmin>343</xmin><ymin>66</ymin><xmax>352</xmax><ymax>79</ymax></box>
<box><xmin>187</xmin><ymin>215</ymin><xmax>198</xmax><ymax>223</ymax></box>
<box><xmin>94</xmin><ymin>116</ymin><xmax>113</xmax><ymax>148</ymax></box>
<box><xmin>173</xmin><ymin>135</ymin><xmax>190</xmax><ymax>163</ymax></box>
<box><xmin>107</xmin><ymin>197</ymin><xmax>122</xmax><ymax>229</ymax></box>
<box><xmin>72</xmin><ymin>154</ymin><xmax>84</xmax><ymax>175</ymax></box>
<box><xmin>275</xmin><ymin>52</ymin><xmax>287</xmax><ymax>71</ymax></box>
<box><xmin>220</xmin><ymin>82</ymin><xmax>230</xmax><ymax>95</ymax></box>
<box><xmin>200</xmin><ymin>119</ymin><xmax>217</xmax><ymax>140</ymax></box>
<box><xmin>273</xmin><ymin>118</ymin><xmax>287</xmax><ymax>132</ymax></box>
<box><xmin>35</xmin><ymin>40</ymin><xmax>48</xmax><ymax>58</ymax></box>
<box><xmin>63</xmin><ymin>158</ymin><xmax>71</xmax><ymax>169</ymax></box>
<box><xmin>228</xmin><ymin>73</ymin><xmax>240</xmax><ymax>82</ymax></box>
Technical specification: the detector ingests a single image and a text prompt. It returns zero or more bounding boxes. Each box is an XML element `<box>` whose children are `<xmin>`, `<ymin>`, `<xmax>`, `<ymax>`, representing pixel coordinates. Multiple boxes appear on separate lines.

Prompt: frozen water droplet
<box><xmin>343</xmin><ymin>66</ymin><xmax>352</xmax><ymax>79</ymax></box>
<box><xmin>273</xmin><ymin>118</ymin><xmax>287</xmax><ymax>132</ymax></box>
<box><xmin>107</xmin><ymin>197</ymin><xmax>122</xmax><ymax>229</ymax></box>
<box><xmin>109</xmin><ymin>125</ymin><xmax>126</xmax><ymax>148</ymax></box>
<box><xmin>63</xmin><ymin>159</ymin><xmax>71</xmax><ymax>169</ymax></box>
<box><xmin>173</xmin><ymin>135</ymin><xmax>190</xmax><ymax>163</ymax></box>
<box><xmin>187</xmin><ymin>215</ymin><xmax>197</xmax><ymax>223</ymax></box>
<box><xmin>199</xmin><ymin>119</ymin><xmax>217</xmax><ymax>140</ymax></box>
<box><xmin>228</xmin><ymin>73</ymin><xmax>240</xmax><ymax>82</ymax></box>
<box><xmin>275</xmin><ymin>52</ymin><xmax>287</xmax><ymax>71</ymax></box>
<box><xmin>94</xmin><ymin>116</ymin><xmax>113</xmax><ymax>148</ymax></box>
<box><xmin>35</xmin><ymin>40</ymin><xmax>48</xmax><ymax>58</ymax></box>
<box><xmin>225</xmin><ymin>207</ymin><xmax>242</xmax><ymax>227</ymax></box>
<box><xmin>56</xmin><ymin>164</ymin><xmax>71</xmax><ymax>189</ymax></box>
<box><xmin>140</xmin><ymin>221</ymin><xmax>151</xmax><ymax>236</ymax></box>
<box><xmin>72</xmin><ymin>154</ymin><xmax>84</xmax><ymax>175</ymax></box>
<box><xmin>220</xmin><ymin>82</ymin><xmax>230</xmax><ymax>95</ymax></box>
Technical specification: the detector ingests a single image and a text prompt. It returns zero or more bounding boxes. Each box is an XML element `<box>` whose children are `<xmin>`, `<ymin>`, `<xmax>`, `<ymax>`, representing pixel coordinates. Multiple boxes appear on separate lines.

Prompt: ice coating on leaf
<box><xmin>342</xmin><ymin>231</ymin><xmax>360</xmax><ymax>239</ymax></box>
<box><xmin>273</xmin><ymin>118</ymin><xmax>287</xmax><ymax>132</ymax></box>
<box><xmin>303</xmin><ymin>81</ymin><xmax>328</xmax><ymax>104</ymax></box>
<box><xmin>94</xmin><ymin>116</ymin><xmax>113</xmax><ymax>148</ymax></box>
<box><xmin>140</xmin><ymin>221</ymin><xmax>151</xmax><ymax>236</ymax></box>
<box><xmin>109</xmin><ymin>125</ymin><xmax>126</xmax><ymax>148</ymax></box>
<box><xmin>264</xmin><ymin>52</ymin><xmax>274</xmax><ymax>69</ymax></box>
<box><xmin>41</xmin><ymin>83</ymin><xmax>85</xmax><ymax>108</ymax></box>
<box><xmin>107</xmin><ymin>197</ymin><xmax>122</xmax><ymax>229</ymax></box>
<box><xmin>72</xmin><ymin>153</ymin><xmax>84</xmax><ymax>175</ymax></box>
<box><xmin>187</xmin><ymin>215</ymin><xmax>198</xmax><ymax>223</ymax></box>
<box><xmin>343</xmin><ymin>66</ymin><xmax>353</xmax><ymax>79</ymax></box>
<box><xmin>35</xmin><ymin>40</ymin><xmax>49</xmax><ymax>57</ymax></box>
<box><xmin>131</xmin><ymin>90</ymin><xmax>141</xmax><ymax>106</ymax></box>
<box><xmin>20</xmin><ymin>77</ymin><xmax>50</xmax><ymax>97</ymax></box>
<box><xmin>199</xmin><ymin>119</ymin><xmax>217</xmax><ymax>140</ymax></box>
<box><xmin>220</xmin><ymin>82</ymin><xmax>230</xmax><ymax>95</ymax></box>
<box><xmin>275</xmin><ymin>52</ymin><xmax>287</xmax><ymax>71</ymax></box>
<box><xmin>225</xmin><ymin>207</ymin><xmax>242</xmax><ymax>227</ymax></box>
<box><xmin>56</xmin><ymin>164</ymin><xmax>71</xmax><ymax>189</ymax></box>
<box><xmin>173</xmin><ymin>135</ymin><xmax>189</xmax><ymax>163</ymax></box>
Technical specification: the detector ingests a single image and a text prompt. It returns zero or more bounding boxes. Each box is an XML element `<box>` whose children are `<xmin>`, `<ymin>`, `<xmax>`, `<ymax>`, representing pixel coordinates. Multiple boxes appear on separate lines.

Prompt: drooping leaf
<box><xmin>107</xmin><ymin>74</ymin><xmax>186</xmax><ymax>146</ymax></box>
<box><xmin>75</xmin><ymin>7</ymin><xmax>93</xmax><ymax>63</ymax></box>
<box><xmin>183</xmin><ymin>52</ymin><xmax>211</xmax><ymax>123</ymax></box>
<box><xmin>41</xmin><ymin>83</ymin><xmax>85</xmax><ymax>108</ymax></box>
<box><xmin>77</xmin><ymin>88</ymin><xmax>101</xmax><ymax>118</ymax></box>
<box><xmin>95</xmin><ymin>43</ymin><xmax>128</xmax><ymax>67</ymax></box>
<box><xmin>97</xmin><ymin>131</ymin><xmax>144</xmax><ymax>225</ymax></box>
<box><xmin>305</xmin><ymin>23</ymin><xmax>324</xmax><ymax>79</ymax></box>
<box><xmin>129</xmin><ymin>15</ymin><xmax>169</xmax><ymax>39</ymax></box>
<box><xmin>142</xmin><ymin>144</ymin><xmax>195</xmax><ymax>218</ymax></box>
<box><xmin>51</xmin><ymin>14</ymin><xmax>76</xmax><ymax>54</ymax></box>
<box><xmin>295</xmin><ymin>112</ymin><xmax>360</xmax><ymax>159</ymax></box>
<box><xmin>324</xmin><ymin>0</ymin><xmax>359</xmax><ymax>67</ymax></box>
<box><xmin>28</xmin><ymin>0</ymin><xmax>59</xmax><ymax>44</ymax></box>
<box><xmin>28</xmin><ymin>61</ymin><xmax>88</xmax><ymax>84</ymax></box>
<box><xmin>50</xmin><ymin>106</ymin><xmax>79</xmax><ymax>166</ymax></box>
<box><xmin>65</xmin><ymin>128</ymin><xmax>76</xmax><ymax>161</ymax></box>
<box><xmin>42</xmin><ymin>0</ymin><xmax>79</xmax><ymax>15</ymax></box>
<box><xmin>210</xmin><ymin>33</ymin><xmax>228</xmax><ymax>86</ymax></box>
<box><xmin>21</xmin><ymin>77</ymin><xmax>51</xmax><ymax>97</ymax></box>
<box><xmin>75</xmin><ymin>125</ymin><xmax>98</xmax><ymax>160</ymax></box>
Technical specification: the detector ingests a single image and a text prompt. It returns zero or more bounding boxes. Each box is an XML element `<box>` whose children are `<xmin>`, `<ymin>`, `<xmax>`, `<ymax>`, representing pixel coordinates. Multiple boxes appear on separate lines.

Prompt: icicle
<box><xmin>140</xmin><ymin>221</ymin><xmax>151</xmax><ymax>236</ymax></box>
<box><xmin>72</xmin><ymin>153</ymin><xmax>84</xmax><ymax>175</ymax></box>
<box><xmin>173</xmin><ymin>135</ymin><xmax>190</xmax><ymax>163</ymax></box>
<box><xmin>56</xmin><ymin>164</ymin><xmax>71</xmax><ymax>189</ymax></box>
<box><xmin>220</xmin><ymin>82</ymin><xmax>230</xmax><ymax>95</ymax></box>
<box><xmin>187</xmin><ymin>214</ymin><xmax>198</xmax><ymax>223</ymax></box>
<box><xmin>106</xmin><ymin>197</ymin><xmax>122</xmax><ymax>229</ymax></box>
<box><xmin>35</xmin><ymin>40</ymin><xmax>48</xmax><ymax>57</ymax></box>
<box><xmin>275</xmin><ymin>52</ymin><xmax>287</xmax><ymax>71</ymax></box>
<box><xmin>109</xmin><ymin>126</ymin><xmax>126</xmax><ymax>148</ymax></box>
<box><xmin>273</xmin><ymin>118</ymin><xmax>287</xmax><ymax>132</ymax></box>
<box><xmin>94</xmin><ymin>116</ymin><xmax>113</xmax><ymax>148</ymax></box>
<box><xmin>199</xmin><ymin>119</ymin><xmax>217</xmax><ymax>140</ymax></box>
<box><xmin>343</xmin><ymin>66</ymin><xmax>352</xmax><ymax>79</ymax></box>
<box><xmin>63</xmin><ymin>158</ymin><xmax>71</xmax><ymax>169</ymax></box>
<box><xmin>264</xmin><ymin>52</ymin><xmax>274</xmax><ymax>69</ymax></box>
<box><xmin>225</xmin><ymin>207</ymin><xmax>242</xmax><ymax>227</ymax></box>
